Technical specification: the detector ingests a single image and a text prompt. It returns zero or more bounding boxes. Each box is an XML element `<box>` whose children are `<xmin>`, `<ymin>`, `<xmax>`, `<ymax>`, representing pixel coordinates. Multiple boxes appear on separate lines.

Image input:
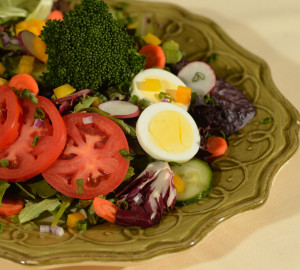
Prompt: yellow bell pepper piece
<box><xmin>176</xmin><ymin>85</ymin><xmax>191</xmax><ymax>104</ymax></box>
<box><xmin>0</xmin><ymin>78</ymin><xmax>8</xmax><ymax>86</ymax></box>
<box><xmin>18</xmin><ymin>55</ymin><xmax>35</xmax><ymax>74</ymax></box>
<box><xmin>127</xmin><ymin>24</ymin><xmax>136</xmax><ymax>30</ymax></box>
<box><xmin>143</xmin><ymin>33</ymin><xmax>162</xmax><ymax>46</ymax></box>
<box><xmin>16</xmin><ymin>19</ymin><xmax>46</xmax><ymax>36</ymax></box>
<box><xmin>33</xmin><ymin>36</ymin><xmax>48</xmax><ymax>63</ymax></box>
<box><xmin>0</xmin><ymin>62</ymin><xmax>6</xmax><ymax>75</ymax></box>
<box><xmin>53</xmin><ymin>84</ymin><xmax>76</xmax><ymax>99</ymax></box>
<box><xmin>173</xmin><ymin>175</ymin><xmax>185</xmax><ymax>193</ymax></box>
<box><xmin>66</xmin><ymin>212</ymin><xmax>86</xmax><ymax>228</ymax></box>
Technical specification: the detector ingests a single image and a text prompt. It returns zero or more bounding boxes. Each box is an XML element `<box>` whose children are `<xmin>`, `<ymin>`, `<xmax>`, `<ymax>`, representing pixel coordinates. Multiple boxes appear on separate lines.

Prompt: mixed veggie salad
<box><xmin>0</xmin><ymin>0</ymin><xmax>256</xmax><ymax>234</ymax></box>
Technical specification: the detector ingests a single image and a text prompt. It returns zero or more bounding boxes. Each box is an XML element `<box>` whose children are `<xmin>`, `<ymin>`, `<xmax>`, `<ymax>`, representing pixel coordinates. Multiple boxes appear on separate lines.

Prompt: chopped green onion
<box><xmin>192</xmin><ymin>72</ymin><xmax>205</xmax><ymax>82</ymax></box>
<box><xmin>206</xmin><ymin>53</ymin><xmax>219</xmax><ymax>64</ymax></box>
<box><xmin>76</xmin><ymin>179</ymin><xmax>84</xmax><ymax>195</ymax></box>
<box><xmin>34</xmin><ymin>107</ymin><xmax>45</xmax><ymax>119</ymax></box>
<box><xmin>262</xmin><ymin>117</ymin><xmax>273</xmax><ymax>124</ymax></box>
<box><xmin>119</xmin><ymin>149</ymin><xmax>134</xmax><ymax>161</ymax></box>
<box><xmin>138</xmin><ymin>99</ymin><xmax>151</xmax><ymax>110</ymax></box>
<box><xmin>76</xmin><ymin>220</ymin><xmax>88</xmax><ymax>230</ymax></box>
<box><xmin>32</xmin><ymin>135</ymin><xmax>40</xmax><ymax>146</ymax></box>
<box><xmin>158</xmin><ymin>92</ymin><xmax>172</xmax><ymax>102</ymax></box>
<box><xmin>130</xmin><ymin>95</ymin><xmax>139</xmax><ymax>105</ymax></box>
<box><xmin>0</xmin><ymin>159</ymin><xmax>9</xmax><ymax>168</ymax></box>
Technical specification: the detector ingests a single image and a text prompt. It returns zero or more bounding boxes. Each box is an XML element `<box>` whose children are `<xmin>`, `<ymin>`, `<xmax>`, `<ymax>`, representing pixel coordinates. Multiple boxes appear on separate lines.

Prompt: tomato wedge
<box><xmin>0</xmin><ymin>86</ymin><xmax>23</xmax><ymax>152</ymax></box>
<box><xmin>42</xmin><ymin>112</ymin><xmax>130</xmax><ymax>199</ymax></box>
<box><xmin>0</xmin><ymin>96</ymin><xmax>67</xmax><ymax>182</ymax></box>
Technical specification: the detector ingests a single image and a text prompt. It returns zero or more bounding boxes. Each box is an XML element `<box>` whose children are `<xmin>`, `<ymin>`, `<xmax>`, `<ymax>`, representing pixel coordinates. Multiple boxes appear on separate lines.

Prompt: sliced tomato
<box><xmin>42</xmin><ymin>112</ymin><xmax>130</xmax><ymax>199</ymax></box>
<box><xmin>0</xmin><ymin>196</ymin><xmax>24</xmax><ymax>216</ymax></box>
<box><xmin>0</xmin><ymin>86</ymin><xmax>23</xmax><ymax>152</ymax></box>
<box><xmin>0</xmin><ymin>96</ymin><xmax>67</xmax><ymax>182</ymax></box>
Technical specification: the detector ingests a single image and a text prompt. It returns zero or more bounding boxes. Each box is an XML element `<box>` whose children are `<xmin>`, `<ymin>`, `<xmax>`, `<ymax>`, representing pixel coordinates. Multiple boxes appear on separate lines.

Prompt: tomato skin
<box><xmin>0</xmin><ymin>96</ymin><xmax>67</xmax><ymax>182</ymax></box>
<box><xmin>0</xmin><ymin>86</ymin><xmax>23</xmax><ymax>152</ymax></box>
<box><xmin>43</xmin><ymin>112</ymin><xmax>130</xmax><ymax>199</ymax></box>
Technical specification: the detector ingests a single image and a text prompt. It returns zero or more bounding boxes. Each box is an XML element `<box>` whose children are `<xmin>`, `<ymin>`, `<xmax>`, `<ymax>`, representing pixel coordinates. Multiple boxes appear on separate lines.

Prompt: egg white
<box><xmin>136</xmin><ymin>102</ymin><xmax>201</xmax><ymax>163</ymax></box>
<box><xmin>131</xmin><ymin>68</ymin><xmax>190</xmax><ymax>111</ymax></box>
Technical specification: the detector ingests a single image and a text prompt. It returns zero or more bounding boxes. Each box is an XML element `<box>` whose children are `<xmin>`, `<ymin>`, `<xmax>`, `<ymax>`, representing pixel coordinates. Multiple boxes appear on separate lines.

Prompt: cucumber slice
<box><xmin>171</xmin><ymin>159</ymin><xmax>212</xmax><ymax>206</ymax></box>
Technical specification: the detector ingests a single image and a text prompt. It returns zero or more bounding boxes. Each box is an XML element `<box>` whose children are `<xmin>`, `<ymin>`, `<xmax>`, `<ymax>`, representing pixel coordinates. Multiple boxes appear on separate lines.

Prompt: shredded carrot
<box><xmin>47</xmin><ymin>10</ymin><xmax>64</xmax><ymax>21</ymax></box>
<box><xmin>205</xmin><ymin>136</ymin><xmax>228</xmax><ymax>158</ymax></box>
<box><xmin>8</xmin><ymin>74</ymin><xmax>39</xmax><ymax>95</ymax></box>
<box><xmin>93</xmin><ymin>197</ymin><xmax>119</xmax><ymax>223</ymax></box>
<box><xmin>139</xmin><ymin>44</ymin><xmax>166</xmax><ymax>69</ymax></box>
<box><xmin>0</xmin><ymin>197</ymin><xmax>24</xmax><ymax>216</ymax></box>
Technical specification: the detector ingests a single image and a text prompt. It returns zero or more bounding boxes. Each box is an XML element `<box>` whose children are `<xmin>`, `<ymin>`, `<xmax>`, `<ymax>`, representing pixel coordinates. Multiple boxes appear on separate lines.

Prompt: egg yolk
<box><xmin>149</xmin><ymin>110</ymin><xmax>193</xmax><ymax>154</ymax></box>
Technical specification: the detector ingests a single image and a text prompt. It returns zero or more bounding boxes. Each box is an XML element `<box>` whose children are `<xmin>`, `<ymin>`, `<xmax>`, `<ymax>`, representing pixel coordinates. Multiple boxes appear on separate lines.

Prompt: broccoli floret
<box><xmin>40</xmin><ymin>0</ymin><xmax>145</xmax><ymax>91</ymax></box>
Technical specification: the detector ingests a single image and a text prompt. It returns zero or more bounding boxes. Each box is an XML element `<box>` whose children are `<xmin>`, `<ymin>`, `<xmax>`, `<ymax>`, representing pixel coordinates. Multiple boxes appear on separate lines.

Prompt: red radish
<box><xmin>18</xmin><ymin>30</ymin><xmax>44</xmax><ymax>63</ymax></box>
<box><xmin>177</xmin><ymin>61</ymin><xmax>216</xmax><ymax>95</ymax></box>
<box><xmin>52</xmin><ymin>89</ymin><xmax>92</xmax><ymax>104</ymax></box>
<box><xmin>98</xmin><ymin>100</ymin><xmax>140</xmax><ymax>119</ymax></box>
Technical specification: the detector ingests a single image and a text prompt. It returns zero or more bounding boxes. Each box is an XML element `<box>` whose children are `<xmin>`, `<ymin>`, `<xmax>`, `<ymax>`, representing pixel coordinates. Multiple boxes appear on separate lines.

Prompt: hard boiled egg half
<box><xmin>136</xmin><ymin>102</ymin><xmax>201</xmax><ymax>163</ymax></box>
<box><xmin>131</xmin><ymin>68</ymin><xmax>191</xmax><ymax>111</ymax></box>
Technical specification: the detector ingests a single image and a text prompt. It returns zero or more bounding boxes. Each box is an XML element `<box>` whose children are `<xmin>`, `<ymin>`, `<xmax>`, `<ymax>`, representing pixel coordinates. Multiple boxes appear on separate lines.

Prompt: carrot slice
<box><xmin>0</xmin><ymin>197</ymin><xmax>24</xmax><ymax>216</ymax></box>
<box><xmin>47</xmin><ymin>10</ymin><xmax>64</xmax><ymax>21</ymax></box>
<box><xmin>8</xmin><ymin>74</ymin><xmax>39</xmax><ymax>95</ymax></box>
<box><xmin>139</xmin><ymin>44</ymin><xmax>166</xmax><ymax>69</ymax></box>
<box><xmin>93</xmin><ymin>197</ymin><xmax>119</xmax><ymax>223</ymax></box>
<box><xmin>205</xmin><ymin>136</ymin><xmax>228</xmax><ymax>158</ymax></box>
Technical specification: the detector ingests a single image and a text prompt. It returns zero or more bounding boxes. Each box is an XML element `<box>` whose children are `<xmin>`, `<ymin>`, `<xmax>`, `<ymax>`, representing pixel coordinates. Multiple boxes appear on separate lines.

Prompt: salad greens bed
<box><xmin>0</xmin><ymin>0</ymin><xmax>256</xmax><ymax>233</ymax></box>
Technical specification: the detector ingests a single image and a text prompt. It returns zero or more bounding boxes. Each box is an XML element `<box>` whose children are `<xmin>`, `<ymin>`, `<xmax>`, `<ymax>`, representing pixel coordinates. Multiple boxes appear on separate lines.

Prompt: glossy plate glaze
<box><xmin>0</xmin><ymin>0</ymin><xmax>299</xmax><ymax>266</ymax></box>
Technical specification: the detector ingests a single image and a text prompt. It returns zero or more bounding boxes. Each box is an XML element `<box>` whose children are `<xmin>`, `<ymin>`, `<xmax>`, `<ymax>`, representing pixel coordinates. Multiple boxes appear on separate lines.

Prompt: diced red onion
<box><xmin>34</xmin><ymin>118</ymin><xmax>44</xmax><ymax>128</ymax></box>
<box><xmin>10</xmin><ymin>37</ymin><xmax>21</xmax><ymax>46</ymax></box>
<box><xmin>50</xmin><ymin>225</ymin><xmax>64</xmax><ymax>236</ymax></box>
<box><xmin>161</xmin><ymin>98</ymin><xmax>171</xmax><ymax>103</ymax></box>
<box><xmin>40</xmin><ymin>225</ymin><xmax>50</xmax><ymax>233</ymax></box>
<box><xmin>83</xmin><ymin>116</ymin><xmax>93</xmax><ymax>124</ymax></box>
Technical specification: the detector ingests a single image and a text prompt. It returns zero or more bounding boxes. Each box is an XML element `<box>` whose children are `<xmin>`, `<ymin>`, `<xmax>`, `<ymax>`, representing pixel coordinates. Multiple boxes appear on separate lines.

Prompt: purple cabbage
<box><xmin>190</xmin><ymin>77</ymin><xmax>256</xmax><ymax>140</ymax></box>
<box><xmin>115</xmin><ymin>162</ymin><xmax>176</xmax><ymax>227</ymax></box>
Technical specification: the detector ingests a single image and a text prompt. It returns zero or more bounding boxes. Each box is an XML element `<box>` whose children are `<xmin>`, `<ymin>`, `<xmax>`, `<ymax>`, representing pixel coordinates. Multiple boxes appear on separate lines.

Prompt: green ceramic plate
<box><xmin>0</xmin><ymin>0</ymin><xmax>299</xmax><ymax>266</ymax></box>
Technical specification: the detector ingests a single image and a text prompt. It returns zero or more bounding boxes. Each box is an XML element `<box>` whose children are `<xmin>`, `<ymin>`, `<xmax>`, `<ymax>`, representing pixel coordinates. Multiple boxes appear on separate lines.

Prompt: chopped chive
<box><xmin>0</xmin><ymin>159</ymin><xmax>9</xmax><ymax>168</ymax></box>
<box><xmin>34</xmin><ymin>107</ymin><xmax>45</xmax><ymax>119</ymax></box>
<box><xmin>32</xmin><ymin>135</ymin><xmax>40</xmax><ymax>146</ymax></box>
<box><xmin>76</xmin><ymin>179</ymin><xmax>84</xmax><ymax>186</ymax></box>
<box><xmin>192</xmin><ymin>72</ymin><xmax>205</xmax><ymax>82</ymax></box>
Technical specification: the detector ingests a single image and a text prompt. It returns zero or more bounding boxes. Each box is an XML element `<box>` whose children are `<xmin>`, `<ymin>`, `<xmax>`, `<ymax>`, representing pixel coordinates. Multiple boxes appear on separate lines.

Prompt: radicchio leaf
<box><xmin>115</xmin><ymin>162</ymin><xmax>176</xmax><ymax>227</ymax></box>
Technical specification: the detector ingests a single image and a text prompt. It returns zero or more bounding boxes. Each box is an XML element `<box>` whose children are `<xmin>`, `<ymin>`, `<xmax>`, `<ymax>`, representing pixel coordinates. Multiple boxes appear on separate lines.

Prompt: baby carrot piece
<box><xmin>8</xmin><ymin>73</ymin><xmax>39</xmax><ymax>95</ymax></box>
<box><xmin>139</xmin><ymin>44</ymin><xmax>166</xmax><ymax>69</ymax></box>
<box><xmin>0</xmin><ymin>197</ymin><xmax>24</xmax><ymax>216</ymax></box>
<box><xmin>93</xmin><ymin>197</ymin><xmax>119</xmax><ymax>224</ymax></box>
<box><xmin>47</xmin><ymin>10</ymin><xmax>64</xmax><ymax>21</ymax></box>
<box><xmin>205</xmin><ymin>136</ymin><xmax>228</xmax><ymax>158</ymax></box>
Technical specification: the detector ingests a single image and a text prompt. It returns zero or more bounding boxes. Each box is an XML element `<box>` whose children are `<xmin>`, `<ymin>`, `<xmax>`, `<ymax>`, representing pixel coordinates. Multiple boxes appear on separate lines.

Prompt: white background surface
<box><xmin>2</xmin><ymin>0</ymin><xmax>300</xmax><ymax>269</ymax></box>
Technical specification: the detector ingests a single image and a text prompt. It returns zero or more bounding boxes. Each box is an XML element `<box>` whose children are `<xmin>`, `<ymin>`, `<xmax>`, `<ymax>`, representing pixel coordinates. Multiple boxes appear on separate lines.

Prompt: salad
<box><xmin>0</xmin><ymin>0</ymin><xmax>256</xmax><ymax>234</ymax></box>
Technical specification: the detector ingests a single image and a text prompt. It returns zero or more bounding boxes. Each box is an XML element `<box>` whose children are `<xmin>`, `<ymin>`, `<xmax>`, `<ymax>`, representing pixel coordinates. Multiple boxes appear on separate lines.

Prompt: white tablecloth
<box><xmin>2</xmin><ymin>0</ymin><xmax>300</xmax><ymax>269</ymax></box>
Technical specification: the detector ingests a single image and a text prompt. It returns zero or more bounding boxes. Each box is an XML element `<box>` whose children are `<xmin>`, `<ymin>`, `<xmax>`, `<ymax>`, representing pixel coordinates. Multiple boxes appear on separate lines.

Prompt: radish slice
<box><xmin>98</xmin><ymin>100</ymin><xmax>140</xmax><ymax>119</ymax></box>
<box><xmin>18</xmin><ymin>30</ymin><xmax>45</xmax><ymax>63</ymax></box>
<box><xmin>52</xmin><ymin>89</ymin><xmax>92</xmax><ymax>104</ymax></box>
<box><xmin>177</xmin><ymin>61</ymin><xmax>216</xmax><ymax>95</ymax></box>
